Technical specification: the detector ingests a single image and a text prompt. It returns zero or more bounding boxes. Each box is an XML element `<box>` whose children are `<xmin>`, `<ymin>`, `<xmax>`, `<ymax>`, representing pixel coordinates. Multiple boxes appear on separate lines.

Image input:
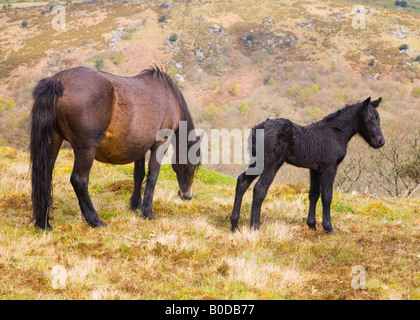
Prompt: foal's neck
<box><xmin>321</xmin><ymin>103</ymin><xmax>363</xmax><ymax>142</ymax></box>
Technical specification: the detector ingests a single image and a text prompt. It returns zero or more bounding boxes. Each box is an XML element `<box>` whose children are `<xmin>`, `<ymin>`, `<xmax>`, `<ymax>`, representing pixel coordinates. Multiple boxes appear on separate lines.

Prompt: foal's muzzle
<box><xmin>372</xmin><ymin>136</ymin><xmax>385</xmax><ymax>149</ymax></box>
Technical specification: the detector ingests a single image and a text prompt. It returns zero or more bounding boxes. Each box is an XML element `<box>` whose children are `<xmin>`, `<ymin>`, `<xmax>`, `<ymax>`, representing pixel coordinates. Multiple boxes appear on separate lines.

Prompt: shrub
<box><xmin>231</xmin><ymin>80</ymin><xmax>240</xmax><ymax>96</ymax></box>
<box><xmin>368</xmin><ymin>58</ymin><xmax>375</xmax><ymax>66</ymax></box>
<box><xmin>95</xmin><ymin>58</ymin><xmax>104</xmax><ymax>71</ymax></box>
<box><xmin>333</xmin><ymin>90</ymin><xmax>346</xmax><ymax>102</ymax></box>
<box><xmin>412</xmin><ymin>86</ymin><xmax>420</xmax><ymax>98</ymax></box>
<box><xmin>21</xmin><ymin>20</ymin><xmax>28</xmax><ymax>28</ymax></box>
<box><xmin>237</xmin><ymin>101</ymin><xmax>250</xmax><ymax>114</ymax></box>
<box><xmin>307</xmin><ymin>107</ymin><xmax>323</xmax><ymax>121</ymax></box>
<box><xmin>201</xmin><ymin>103</ymin><xmax>227</xmax><ymax>121</ymax></box>
<box><xmin>169</xmin><ymin>67</ymin><xmax>178</xmax><ymax>77</ymax></box>
<box><xmin>287</xmin><ymin>81</ymin><xmax>301</xmax><ymax>97</ymax></box>
<box><xmin>168</xmin><ymin>33</ymin><xmax>178</xmax><ymax>42</ymax></box>
<box><xmin>158</xmin><ymin>15</ymin><xmax>166</xmax><ymax>22</ymax></box>
<box><xmin>41</xmin><ymin>10</ymin><xmax>46</xmax><ymax>16</ymax></box>
<box><xmin>311</xmin><ymin>84</ymin><xmax>320</xmax><ymax>93</ymax></box>
<box><xmin>414</xmin><ymin>55</ymin><xmax>420</xmax><ymax>62</ymax></box>
<box><xmin>264</xmin><ymin>76</ymin><xmax>275</xmax><ymax>85</ymax></box>
<box><xmin>112</xmin><ymin>55</ymin><xmax>124</xmax><ymax>65</ymax></box>
<box><xmin>246</xmin><ymin>33</ymin><xmax>254</xmax><ymax>41</ymax></box>
<box><xmin>399</xmin><ymin>44</ymin><xmax>409</xmax><ymax>51</ymax></box>
<box><xmin>0</xmin><ymin>97</ymin><xmax>16</xmax><ymax>111</ymax></box>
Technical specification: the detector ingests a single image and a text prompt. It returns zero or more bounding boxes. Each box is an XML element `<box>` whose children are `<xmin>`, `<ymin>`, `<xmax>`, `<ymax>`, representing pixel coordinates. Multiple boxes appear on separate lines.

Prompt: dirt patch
<box><xmin>102</xmin><ymin>179</ymin><xmax>133</xmax><ymax>195</ymax></box>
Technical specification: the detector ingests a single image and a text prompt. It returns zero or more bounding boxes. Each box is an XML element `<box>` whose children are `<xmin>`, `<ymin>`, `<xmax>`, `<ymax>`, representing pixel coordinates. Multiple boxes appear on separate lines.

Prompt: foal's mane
<box><xmin>319</xmin><ymin>101</ymin><xmax>362</xmax><ymax>123</ymax></box>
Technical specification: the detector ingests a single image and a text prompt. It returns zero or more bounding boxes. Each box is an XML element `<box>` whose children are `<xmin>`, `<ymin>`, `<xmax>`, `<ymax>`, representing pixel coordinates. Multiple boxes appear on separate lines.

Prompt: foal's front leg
<box><xmin>230</xmin><ymin>171</ymin><xmax>258</xmax><ymax>231</ymax></box>
<box><xmin>320</xmin><ymin>166</ymin><xmax>337</xmax><ymax>234</ymax></box>
<box><xmin>307</xmin><ymin>169</ymin><xmax>320</xmax><ymax>230</ymax></box>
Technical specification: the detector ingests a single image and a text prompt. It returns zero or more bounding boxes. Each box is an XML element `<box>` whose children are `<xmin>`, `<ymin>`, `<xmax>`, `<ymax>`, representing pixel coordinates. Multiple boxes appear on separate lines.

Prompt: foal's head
<box><xmin>358</xmin><ymin>97</ymin><xmax>385</xmax><ymax>149</ymax></box>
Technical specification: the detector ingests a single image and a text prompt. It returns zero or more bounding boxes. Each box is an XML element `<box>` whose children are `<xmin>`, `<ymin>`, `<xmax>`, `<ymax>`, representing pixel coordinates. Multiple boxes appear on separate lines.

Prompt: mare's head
<box><xmin>358</xmin><ymin>97</ymin><xmax>385</xmax><ymax>149</ymax></box>
<box><xmin>172</xmin><ymin>162</ymin><xmax>198</xmax><ymax>200</ymax></box>
<box><xmin>171</xmin><ymin>131</ymin><xmax>202</xmax><ymax>200</ymax></box>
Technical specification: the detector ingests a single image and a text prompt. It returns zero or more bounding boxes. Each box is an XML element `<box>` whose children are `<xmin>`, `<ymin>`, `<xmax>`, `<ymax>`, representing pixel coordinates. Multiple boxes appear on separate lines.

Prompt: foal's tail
<box><xmin>30</xmin><ymin>77</ymin><xmax>63</xmax><ymax>229</ymax></box>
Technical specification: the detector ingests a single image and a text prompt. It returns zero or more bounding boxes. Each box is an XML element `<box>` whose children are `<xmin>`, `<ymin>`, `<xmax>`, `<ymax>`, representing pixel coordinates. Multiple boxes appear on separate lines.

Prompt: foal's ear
<box><xmin>362</xmin><ymin>97</ymin><xmax>371</xmax><ymax>108</ymax></box>
<box><xmin>371</xmin><ymin>97</ymin><xmax>382</xmax><ymax>108</ymax></box>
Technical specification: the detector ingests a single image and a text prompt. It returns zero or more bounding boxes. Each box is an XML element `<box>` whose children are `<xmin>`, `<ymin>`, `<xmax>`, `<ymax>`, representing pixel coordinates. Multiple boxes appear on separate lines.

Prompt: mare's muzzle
<box><xmin>178</xmin><ymin>189</ymin><xmax>193</xmax><ymax>200</ymax></box>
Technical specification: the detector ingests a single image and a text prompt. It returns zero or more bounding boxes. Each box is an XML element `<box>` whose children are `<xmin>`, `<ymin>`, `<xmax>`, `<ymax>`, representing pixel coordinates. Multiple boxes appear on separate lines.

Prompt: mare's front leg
<box><xmin>141</xmin><ymin>147</ymin><xmax>162</xmax><ymax>220</ymax></box>
<box><xmin>307</xmin><ymin>169</ymin><xmax>320</xmax><ymax>230</ymax></box>
<box><xmin>130</xmin><ymin>157</ymin><xmax>146</xmax><ymax>210</ymax></box>
<box><xmin>71</xmin><ymin>148</ymin><xmax>106</xmax><ymax>228</ymax></box>
<box><xmin>230</xmin><ymin>171</ymin><xmax>258</xmax><ymax>231</ymax></box>
<box><xmin>320</xmin><ymin>166</ymin><xmax>337</xmax><ymax>234</ymax></box>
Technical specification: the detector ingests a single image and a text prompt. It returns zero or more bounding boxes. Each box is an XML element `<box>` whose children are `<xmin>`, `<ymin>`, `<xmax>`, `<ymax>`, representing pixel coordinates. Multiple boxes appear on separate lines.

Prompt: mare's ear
<box><xmin>371</xmin><ymin>97</ymin><xmax>382</xmax><ymax>108</ymax></box>
<box><xmin>362</xmin><ymin>97</ymin><xmax>371</xmax><ymax>109</ymax></box>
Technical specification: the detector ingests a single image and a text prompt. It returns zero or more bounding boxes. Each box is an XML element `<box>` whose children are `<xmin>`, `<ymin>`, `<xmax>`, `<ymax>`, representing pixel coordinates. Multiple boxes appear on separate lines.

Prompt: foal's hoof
<box><xmin>35</xmin><ymin>222</ymin><xmax>53</xmax><ymax>231</ymax></box>
<box><xmin>307</xmin><ymin>223</ymin><xmax>317</xmax><ymax>231</ymax></box>
<box><xmin>324</xmin><ymin>229</ymin><xmax>336</xmax><ymax>235</ymax></box>
<box><xmin>142</xmin><ymin>212</ymin><xmax>156</xmax><ymax>220</ymax></box>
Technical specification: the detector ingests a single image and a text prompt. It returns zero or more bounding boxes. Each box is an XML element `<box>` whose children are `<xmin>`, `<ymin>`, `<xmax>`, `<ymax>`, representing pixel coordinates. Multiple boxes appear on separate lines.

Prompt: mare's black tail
<box><xmin>30</xmin><ymin>77</ymin><xmax>63</xmax><ymax>229</ymax></box>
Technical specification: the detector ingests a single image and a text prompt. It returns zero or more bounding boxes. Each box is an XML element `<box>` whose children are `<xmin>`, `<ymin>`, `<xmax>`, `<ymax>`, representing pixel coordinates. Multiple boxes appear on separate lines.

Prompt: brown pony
<box><xmin>30</xmin><ymin>66</ymin><xmax>200</xmax><ymax>230</ymax></box>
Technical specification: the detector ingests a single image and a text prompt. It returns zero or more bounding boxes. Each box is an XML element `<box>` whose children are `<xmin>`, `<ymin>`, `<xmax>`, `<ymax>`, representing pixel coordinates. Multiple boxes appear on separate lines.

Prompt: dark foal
<box><xmin>30</xmin><ymin>66</ymin><xmax>200</xmax><ymax>230</ymax></box>
<box><xmin>230</xmin><ymin>97</ymin><xmax>385</xmax><ymax>234</ymax></box>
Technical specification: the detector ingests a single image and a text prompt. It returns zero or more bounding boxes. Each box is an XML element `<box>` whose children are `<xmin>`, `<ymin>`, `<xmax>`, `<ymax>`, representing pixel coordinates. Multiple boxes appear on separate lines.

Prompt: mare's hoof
<box><xmin>324</xmin><ymin>229</ymin><xmax>336</xmax><ymax>235</ymax></box>
<box><xmin>87</xmin><ymin>218</ymin><xmax>107</xmax><ymax>228</ymax></box>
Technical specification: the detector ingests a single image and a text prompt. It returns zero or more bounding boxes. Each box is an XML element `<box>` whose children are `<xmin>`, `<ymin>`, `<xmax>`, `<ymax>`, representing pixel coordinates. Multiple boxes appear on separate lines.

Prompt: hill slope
<box><xmin>0</xmin><ymin>147</ymin><xmax>419</xmax><ymax>299</ymax></box>
<box><xmin>0</xmin><ymin>0</ymin><xmax>419</xmax><ymax>195</ymax></box>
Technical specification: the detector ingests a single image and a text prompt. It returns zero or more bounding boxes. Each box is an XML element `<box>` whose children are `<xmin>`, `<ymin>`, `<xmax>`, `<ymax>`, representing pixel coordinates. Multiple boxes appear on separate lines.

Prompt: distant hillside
<box><xmin>0</xmin><ymin>0</ymin><xmax>419</xmax><ymax>196</ymax></box>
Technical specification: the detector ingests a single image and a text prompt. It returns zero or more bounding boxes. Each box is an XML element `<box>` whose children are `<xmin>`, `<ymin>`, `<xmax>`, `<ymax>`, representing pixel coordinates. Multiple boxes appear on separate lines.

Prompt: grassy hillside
<box><xmin>0</xmin><ymin>146</ymin><xmax>419</xmax><ymax>299</ymax></box>
<box><xmin>0</xmin><ymin>0</ymin><xmax>419</xmax><ymax>196</ymax></box>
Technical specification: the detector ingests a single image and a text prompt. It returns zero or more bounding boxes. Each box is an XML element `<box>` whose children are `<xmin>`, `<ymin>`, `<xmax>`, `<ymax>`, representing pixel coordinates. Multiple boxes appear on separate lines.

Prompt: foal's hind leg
<box><xmin>71</xmin><ymin>148</ymin><xmax>106</xmax><ymax>228</ymax></box>
<box><xmin>250</xmin><ymin>161</ymin><xmax>283</xmax><ymax>230</ymax></box>
<box><xmin>130</xmin><ymin>157</ymin><xmax>146</xmax><ymax>210</ymax></box>
<box><xmin>230</xmin><ymin>171</ymin><xmax>258</xmax><ymax>231</ymax></box>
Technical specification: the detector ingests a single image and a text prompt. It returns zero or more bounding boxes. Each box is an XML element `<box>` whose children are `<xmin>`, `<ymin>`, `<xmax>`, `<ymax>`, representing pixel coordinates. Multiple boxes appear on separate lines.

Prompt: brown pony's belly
<box><xmin>95</xmin><ymin>132</ymin><xmax>151</xmax><ymax>165</ymax></box>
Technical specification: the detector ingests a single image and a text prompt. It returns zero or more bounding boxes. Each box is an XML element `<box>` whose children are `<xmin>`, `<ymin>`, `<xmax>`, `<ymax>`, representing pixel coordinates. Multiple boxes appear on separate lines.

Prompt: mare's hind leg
<box><xmin>141</xmin><ymin>146</ymin><xmax>162</xmax><ymax>220</ymax></box>
<box><xmin>230</xmin><ymin>171</ymin><xmax>258</xmax><ymax>231</ymax></box>
<box><xmin>71</xmin><ymin>148</ymin><xmax>106</xmax><ymax>228</ymax></box>
<box><xmin>307</xmin><ymin>169</ymin><xmax>320</xmax><ymax>230</ymax></box>
<box><xmin>130</xmin><ymin>157</ymin><xmax>146</xmax><ymax>210</ymax></box>
<box><xmin>250</xmin><ymin>161</ymin><xmax>284</xmax><ymax>230</ymax></box>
